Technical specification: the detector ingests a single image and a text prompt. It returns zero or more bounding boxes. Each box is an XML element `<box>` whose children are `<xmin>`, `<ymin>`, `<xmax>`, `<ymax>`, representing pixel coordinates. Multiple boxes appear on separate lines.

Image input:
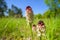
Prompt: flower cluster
<box><xmin>26</xmin><ymin>6</ymin><xmax>34</xmax><ymax>25</ymax></box>
<box><xmin>32</xmin><ymin>24</ymin><xmax>36</xmax><ymax>31</ymax></box>
<box><xmin>32</xmin><ymin>20</ymin><xmax>46</xmax><ymax>37</ymax></box>
<box><xmin>37</xmin><ymin>20</ymin><xmax>46</xmax><ymax>37</ymax></box>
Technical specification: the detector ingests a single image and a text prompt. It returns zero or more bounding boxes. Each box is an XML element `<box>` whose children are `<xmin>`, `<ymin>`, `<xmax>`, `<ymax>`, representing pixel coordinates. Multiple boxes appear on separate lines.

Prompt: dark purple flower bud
<box><xmin>26</xmin><ymin>6</ymin><xmax>32</xmax><ymax>11</ymax></box>
<box><xmin>38</xmin><ymin>20</ymin><xmax>44</xmax><ymax>26</ymax></box>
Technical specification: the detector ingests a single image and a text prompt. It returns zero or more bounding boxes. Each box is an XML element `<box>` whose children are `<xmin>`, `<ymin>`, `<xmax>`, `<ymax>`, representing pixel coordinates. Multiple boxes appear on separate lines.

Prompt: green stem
<box><xmin>40</xmin><ymin>36</ymin><xmax>42</xmax><ymax>40</ymax></box>
<box><xmin>29</xmin><ymin>23</ymin><xmax>33</xmax><ymax>40</ymax></box>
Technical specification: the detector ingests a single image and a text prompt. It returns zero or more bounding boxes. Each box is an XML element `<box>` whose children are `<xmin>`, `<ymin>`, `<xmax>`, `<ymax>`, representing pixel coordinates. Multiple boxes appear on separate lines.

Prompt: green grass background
<box><xmin>0</xmin><ymin>17</ymin><xmax>60</xmax><ymax>40</ymax></box>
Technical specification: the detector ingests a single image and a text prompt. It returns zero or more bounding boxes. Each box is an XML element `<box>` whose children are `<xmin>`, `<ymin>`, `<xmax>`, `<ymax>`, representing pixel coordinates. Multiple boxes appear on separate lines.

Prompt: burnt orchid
<box><xmin>32</xmin><ymin>24</ymin><xmax>36</xmax><ymax>31</ymax></box>
<box><xmin>26</xmin><ymin>6</ymin><xmax>34</xmax><ymax>26</ymax></box>
<box><xmin>37</xmin><ymin>20</ymin><xmax>46</xmax><ymax>37</ymax></box>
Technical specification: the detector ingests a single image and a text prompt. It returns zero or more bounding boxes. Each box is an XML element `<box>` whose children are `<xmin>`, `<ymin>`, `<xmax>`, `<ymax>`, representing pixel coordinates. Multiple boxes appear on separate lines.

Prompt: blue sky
<box><xmin>5</xmin><ymin>0</ymin><xmax>49</xmax><ymax>16</ymax></box>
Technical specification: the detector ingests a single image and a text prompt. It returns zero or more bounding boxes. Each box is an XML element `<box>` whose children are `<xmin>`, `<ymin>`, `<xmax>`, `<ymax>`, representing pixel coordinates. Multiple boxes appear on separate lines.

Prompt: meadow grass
<box><xmin>0</xmin><ymin>17</ymin><xmax>60</xmax><ymax>40</ymax></box>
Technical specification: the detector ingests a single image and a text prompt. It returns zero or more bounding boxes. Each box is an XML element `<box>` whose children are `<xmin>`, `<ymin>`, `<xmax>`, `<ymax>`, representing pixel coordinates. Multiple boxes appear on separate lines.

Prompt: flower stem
<box><xmin>29</xmin><ymin>23</ymin><xmax>33</xmax><ymax>40</ymax></box>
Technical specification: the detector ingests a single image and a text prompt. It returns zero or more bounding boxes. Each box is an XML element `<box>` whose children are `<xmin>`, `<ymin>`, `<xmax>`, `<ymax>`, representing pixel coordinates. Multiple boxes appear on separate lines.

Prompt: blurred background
<box><xmin>0</xmin><ymin>0</ymin><xmax>60</xmax><ymax>40</ymax></box>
